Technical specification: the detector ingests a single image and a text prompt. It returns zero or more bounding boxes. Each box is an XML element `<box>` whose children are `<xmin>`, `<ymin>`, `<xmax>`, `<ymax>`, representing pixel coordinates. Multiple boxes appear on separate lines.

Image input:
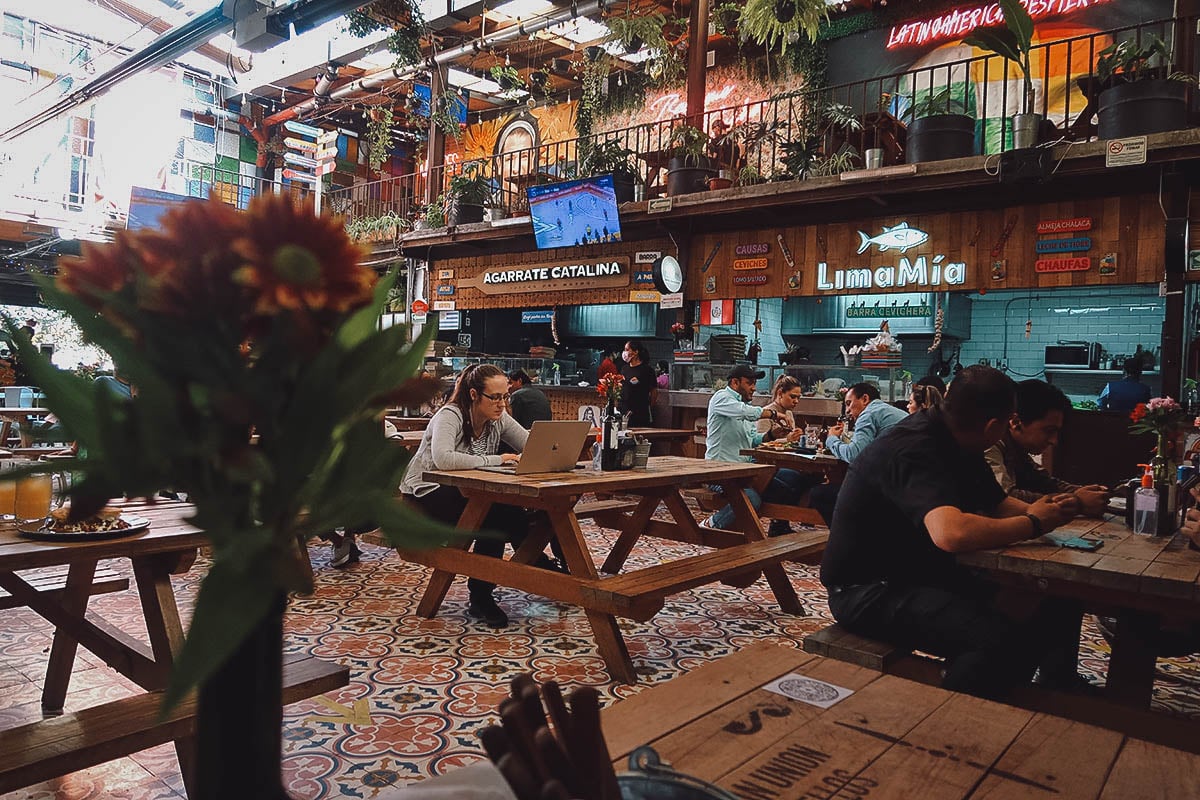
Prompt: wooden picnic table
<box><xmin>600</xmin><ymin>640</ymin><xmax>1200</xmax><ymax>798</ymax></box>
<box><xmin>403</xmin><ymin>455</ymin><xmax>827</xmax><ymax>683</ymax></box>
<box><xmin>741</xmin><ymin>446</ymin><xmax>849</xmax><ymax>483</ymax></box>
<box><xmin>959</xmin><ymin>515</ymin><xmax>1200</xmax><ymax>707</ymax></box>
<box><xmin>0</xmin><ymin>499</ymin><xmax>348</xmax><ymax>796</ymax></box>
<box><xmin>0</xmin><ymin>407</ymin><xmax>49</xmax><ymax>448</ymax></box>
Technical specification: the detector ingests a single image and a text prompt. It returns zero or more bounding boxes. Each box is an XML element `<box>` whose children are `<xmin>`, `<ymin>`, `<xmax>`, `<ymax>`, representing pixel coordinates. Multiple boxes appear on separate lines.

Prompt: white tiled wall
<box><xmin>698</xmin><ymin>297</ymin><xmax>785</xmax><ymax>364</ymax></box>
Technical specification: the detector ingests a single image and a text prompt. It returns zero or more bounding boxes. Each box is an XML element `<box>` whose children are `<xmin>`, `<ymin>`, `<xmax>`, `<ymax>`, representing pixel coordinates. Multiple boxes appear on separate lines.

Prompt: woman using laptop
<box><xmin>400</xmin><ymin>364</ymin><xmax>548</xmax><ymax>628</ymax></box>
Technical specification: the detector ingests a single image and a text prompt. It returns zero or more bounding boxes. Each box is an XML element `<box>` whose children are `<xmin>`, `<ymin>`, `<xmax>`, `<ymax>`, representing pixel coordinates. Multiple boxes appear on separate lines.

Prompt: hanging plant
<box><xmin>489</xmin><ymin>65</ymin><xmax>526</xmax><ymax>94</ymax></box>
<box><xmin>605</xmin><ymin>12</ymin><xmax>669</xmax><ymax>54</ymax></box>
<box><xmin>739</xmin><ymin>0</ymin><xmax>828</xmax><ymax>53</ymax></box>
<box><xmin>344</xmin><ymin>1</ymin><xmax>427</xmax><ymax>70</ymax></box>
<box><xmin>712</xmin><ymin>2</ymin><xmax>742</xmax><ymax>38</ymax></box>
<box><xmin>365</xmin><ymin>106</ymin><xmax>395</xmax><ymax>174</ymax></box>
<box><xmin>575</xmin><ymin>52</ymin><xmax>609</xmax><ymax>162</ymax></box>
<box><xmin>431</xmin><ymin>88</ymin><xmax>465</xmax><ymax>139</ymax></box>
<box><xmin>528</xmin><ymin>68</ymin><xmax>551</xmax><ymax>96</ymax></box>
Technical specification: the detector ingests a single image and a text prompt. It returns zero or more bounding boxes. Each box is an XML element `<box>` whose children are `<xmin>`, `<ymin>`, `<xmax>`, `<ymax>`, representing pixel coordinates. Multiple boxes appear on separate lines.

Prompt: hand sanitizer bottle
<box><xmin>1133</xmin><ymin>464</ymin><xmax>1159</xmax><ymax>536</ymax></box>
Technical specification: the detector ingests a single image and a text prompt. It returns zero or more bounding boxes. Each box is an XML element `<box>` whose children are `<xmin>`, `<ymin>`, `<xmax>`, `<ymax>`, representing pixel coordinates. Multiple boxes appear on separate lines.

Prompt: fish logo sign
<box><xmin>856</xmin><ymin>222</ymin><xmax>929</xmax><ymax>255</ymax></box>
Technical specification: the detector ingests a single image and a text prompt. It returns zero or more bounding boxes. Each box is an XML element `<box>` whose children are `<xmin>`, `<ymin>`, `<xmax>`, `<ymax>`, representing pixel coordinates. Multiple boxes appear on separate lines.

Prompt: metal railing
<box><xmin>326</xmin><ymin>14</ymin><xmax>1191</xmax><ymax>226</ymax></box>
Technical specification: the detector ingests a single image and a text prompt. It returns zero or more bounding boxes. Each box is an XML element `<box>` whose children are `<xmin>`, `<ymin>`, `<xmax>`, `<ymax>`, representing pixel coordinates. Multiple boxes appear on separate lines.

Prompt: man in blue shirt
<box><xmin>704</xmin><ymin>364</ymin><xmax>816</xmax><ymax>535</ymax></box>
<box><xmin>825</xmin><ymin>382</ymin><xmax>908</xmax><ymax>462</ymax></box>
<box><xmin>1097</xmin><ymin>357</ymin><xmax>1152</xmax><ymax>413</ymax></box>
<box><xmin>812</xmin><ymin>382</ymin><xmax>908</xmax><ymax>523</ymax></box>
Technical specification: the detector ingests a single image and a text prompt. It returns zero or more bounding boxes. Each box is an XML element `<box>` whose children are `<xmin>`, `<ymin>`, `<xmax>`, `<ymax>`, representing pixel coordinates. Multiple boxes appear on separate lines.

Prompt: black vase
<box><xmin>905</xmin><ymin>114</ymin><xmax>976</xmax><ymax>163</ymax></box>
<box><xmin>1098</xmin><ymin>79</ymin><xmax>1188</xmax><ymax>140</ymax></box>
<box><xmin>612</xmin><ymin>170</ymin><xmax>636</xmax><ymax>203</ymax></box>
<box><xmin>195</xmin><ymin>595</ymin><xmax>289</xmax><ymax>799</ymax></box>
<box><xmin>666</xmin><ymin>156</ymin><xmax>715</xmax><ymax>196</ymax></box>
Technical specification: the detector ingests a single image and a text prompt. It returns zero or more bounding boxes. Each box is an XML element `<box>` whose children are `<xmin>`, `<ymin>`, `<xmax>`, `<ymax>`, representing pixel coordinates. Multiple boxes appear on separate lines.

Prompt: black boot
<box><xmin>467</xmin><ymin>592</ymin><xmax>508</xmax><ymax>628</ymax></box>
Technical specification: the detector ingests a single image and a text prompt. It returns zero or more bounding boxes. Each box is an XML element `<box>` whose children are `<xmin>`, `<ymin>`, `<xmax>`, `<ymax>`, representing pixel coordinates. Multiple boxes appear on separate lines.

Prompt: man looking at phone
<box><xmin>986</xmin><ymin>380</ymin><xmax>1110</xmax><ymax>516</ymax></box>
<box><xmin>821</xmin><ymin>366</ymin><xmax>1087</xmax><ymax>700</ymax></box>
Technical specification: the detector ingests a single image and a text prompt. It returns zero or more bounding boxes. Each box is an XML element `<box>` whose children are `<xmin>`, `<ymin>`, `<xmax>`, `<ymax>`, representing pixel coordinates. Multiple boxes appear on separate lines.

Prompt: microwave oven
<box><xmin>1044</xmin><ymin>343</ymin><xmax>1101</xmax><ymax>370</ymax></box>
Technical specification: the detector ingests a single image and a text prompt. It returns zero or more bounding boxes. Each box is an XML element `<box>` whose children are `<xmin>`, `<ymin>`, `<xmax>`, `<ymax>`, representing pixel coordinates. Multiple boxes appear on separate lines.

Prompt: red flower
<box><xmin>1130</xmin><ymin>403</ymin><xmax>1148</xmax><ymax>423</ymax></box>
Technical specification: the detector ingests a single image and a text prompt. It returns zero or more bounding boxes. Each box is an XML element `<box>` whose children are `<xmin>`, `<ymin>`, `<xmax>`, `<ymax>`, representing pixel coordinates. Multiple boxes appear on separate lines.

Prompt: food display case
<box><xmin>431</xmin><ymin>356</ymin><xmax>578</xmax><ymax>385</ymax></box>
<box><xmin>669</xmin><ymin>363</ymin><xmax>911</xmax><ymax>403</ymax></box>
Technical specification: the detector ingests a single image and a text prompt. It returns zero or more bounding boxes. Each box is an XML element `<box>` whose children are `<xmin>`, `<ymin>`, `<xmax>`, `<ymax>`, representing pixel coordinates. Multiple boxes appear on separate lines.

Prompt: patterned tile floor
<box><xmin>2</xmin><ymin>518</ymin><xmax>1199</xmax><ymax>799</ymax></box>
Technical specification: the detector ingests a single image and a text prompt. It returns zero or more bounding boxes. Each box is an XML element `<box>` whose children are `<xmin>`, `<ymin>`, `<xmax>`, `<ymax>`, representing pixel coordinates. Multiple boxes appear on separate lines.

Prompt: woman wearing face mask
<box><xmin>400</xmin><ymin>364</ymin><xmax>555</xmax><ymax>629</ymax></box>
<box><xmin>618</xmin><ymin>339</ymin><xmax>656</xmax><ymax>427</ymax></box>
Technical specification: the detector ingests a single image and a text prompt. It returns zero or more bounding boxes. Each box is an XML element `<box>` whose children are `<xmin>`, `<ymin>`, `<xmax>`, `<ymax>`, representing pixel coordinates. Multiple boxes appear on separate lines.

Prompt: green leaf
<box><xmin>963</xmin><ymin>29</ymin><xmax>1021</xmax><ymax>64</ymax></box>
<box><xmin>161</xmin><ymin>531</ymin><xmax>280</xmax><ymax>713</ymax></box>
<box><xmin>999</xmin><ymin>0</ymin><xmax>1033</xmax><ymax>54</ymax></box>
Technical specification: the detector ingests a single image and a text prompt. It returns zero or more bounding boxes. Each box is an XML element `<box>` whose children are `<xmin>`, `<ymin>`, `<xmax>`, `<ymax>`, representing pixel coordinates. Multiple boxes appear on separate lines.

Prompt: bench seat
<box><xmin>0</xmin><ymin>653</ymin><xmax>349</xmax><ymax>794</ymax></box>
<box><xmin>0</xmin><ymin>565</ymin><xmax>129</xmax><ymax>611</ymax></box>
<box><xmin>582</xmin><ymin>530</ymin><xmax>828</xmax><ymax>621</ymax></box>
<box><xmin>803</xmin><ymin>623</ymin><xmax>944</xmax><ymax>684</ymax></box>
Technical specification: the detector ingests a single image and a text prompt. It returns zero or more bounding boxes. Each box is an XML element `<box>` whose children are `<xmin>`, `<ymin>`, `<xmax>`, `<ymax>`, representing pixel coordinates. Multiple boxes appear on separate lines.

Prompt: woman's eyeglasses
<box><xmin>481</xmin><ymin>392</ymin><xmax>511</xmax><ymax>402</ymax></box>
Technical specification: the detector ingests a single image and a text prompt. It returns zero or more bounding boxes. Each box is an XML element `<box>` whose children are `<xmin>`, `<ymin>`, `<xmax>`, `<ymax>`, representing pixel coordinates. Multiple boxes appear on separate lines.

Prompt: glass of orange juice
<box><xmin>15</xmin><ymin>474</ymin><xmax>52</xmax><ymax>523</ymax></box>
<box><xmin>0</xmin><ymin>472</ymin><xmax>15</xmax><ymax>520</ymax></box>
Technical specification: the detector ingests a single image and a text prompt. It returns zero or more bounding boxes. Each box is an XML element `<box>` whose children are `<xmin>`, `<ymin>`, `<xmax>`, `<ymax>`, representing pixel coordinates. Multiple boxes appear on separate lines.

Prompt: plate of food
<box><xmin>17</xmin><ymin>507</ymin><xmax>150</xmax><ymax>541</ymax></box>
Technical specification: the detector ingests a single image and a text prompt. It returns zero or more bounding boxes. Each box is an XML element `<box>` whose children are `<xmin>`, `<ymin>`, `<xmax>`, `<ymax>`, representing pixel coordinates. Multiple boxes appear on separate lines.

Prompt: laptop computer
<box><xmin>478</xmin><ymin>420</ymin><xmax>593</xmax><ymax>475</ymax></box>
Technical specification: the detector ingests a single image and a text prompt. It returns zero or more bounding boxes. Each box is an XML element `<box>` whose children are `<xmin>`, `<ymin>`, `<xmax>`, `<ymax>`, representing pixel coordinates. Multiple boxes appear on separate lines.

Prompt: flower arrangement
<box><xmin>597</xmin><ymin>371</ymin><xmax>624</xmax><ymax>405</ymax></box>
<box><xmin>670</xmin><ymin>322</ymin><xmax>687</xmax><ymax>336</ymax></box>
<box><xmin>0</xmin><ymin>360</ymin><xmax>14</xmax><ymax>387</ymax></box>
<box><xmin>1129</xmin><ymin>396</ymin><xmax>1193</xmax><ymax>438</ymax></box>
<box><xmin>13</xmin><ymin>194</ymin><xmax>446</xmax><ymax>790</ymax></box>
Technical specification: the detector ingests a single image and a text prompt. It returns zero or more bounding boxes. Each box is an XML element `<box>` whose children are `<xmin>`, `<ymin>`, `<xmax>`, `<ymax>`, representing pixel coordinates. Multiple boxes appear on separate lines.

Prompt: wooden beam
<box><xmin>685</xmin><ymin>0</ymin><xmax>710</xmax><ymax>126</ymax></box>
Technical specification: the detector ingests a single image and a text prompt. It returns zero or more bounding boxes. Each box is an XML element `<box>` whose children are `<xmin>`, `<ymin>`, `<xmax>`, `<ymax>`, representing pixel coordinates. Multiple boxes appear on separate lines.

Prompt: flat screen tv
<box><xmin>526</xmin><ymin>174</ymin><xmax>622</xmax><ymax>250</ymax></box>
<box><xmin>127</xmin><ymin>187</ymin><xmax>193</xmax><ymax>231</ymax></box>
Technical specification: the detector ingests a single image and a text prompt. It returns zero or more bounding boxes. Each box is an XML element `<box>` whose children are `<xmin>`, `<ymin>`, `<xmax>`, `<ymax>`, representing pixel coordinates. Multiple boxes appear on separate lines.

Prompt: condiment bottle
<box><xmin>1133</xmin><ymin>463</ymin><xmax>1159</xmax><ymax>536</ymax></box>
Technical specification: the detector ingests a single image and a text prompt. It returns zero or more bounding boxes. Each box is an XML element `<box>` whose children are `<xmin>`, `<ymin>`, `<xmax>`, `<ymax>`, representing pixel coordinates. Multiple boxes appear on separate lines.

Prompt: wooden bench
<box><xmin>803</xmin><ymin>623</ymin><xmax>944</xmax><ymax>684</ymax></box>
<box><xmin>682</xmin><ymin>487</ymin><xmax>826</xmax><ymax>528</ymax></box>
<box><xmin>582</xmin><ymin>529</ymin><xmax>828</xmax><ymax>621</ymax></box>
<box><xmin>0</xmin><ymin>653</ymin><xmax>349</xmax><ymax>795</ymax></box>
<box><xmin>0</xmin><ymin>565</ymin><xmax>129</xmax><ymax>611</ymax></box>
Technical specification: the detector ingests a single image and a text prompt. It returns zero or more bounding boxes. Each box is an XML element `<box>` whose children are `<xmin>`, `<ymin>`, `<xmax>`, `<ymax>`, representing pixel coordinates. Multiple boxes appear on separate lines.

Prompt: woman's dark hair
<box><xmin>448</xmin><ymin>364</ymin><xmax>505</xmax><ymax>445</ymax></box>
<box><xmin>910</xmin><ymin>383</ymin><xmax>943</xmax><ymax>411</ymax></box>
<box><xmin>772</xmin><ymin>375</ymin><xmax>801</xmax><ymax>398</ymax></box>
<box><xmin>625</xmin><ymin>339</ymin><xmax>649</xmax><ymax>364</ymax></box>
<box><xmin>656</xmin><ymin>360</ymin><xmax>669</xmax><ymax>374</ymax></box>
<box><xmin>1123</xmin><ymin>357</ymin><xmax>1143</xmax><ymax>378</ymax></box>
<box><xmin>914</xmin><ymin>374</ymin><xmax>947</xmax><ymax>394</ymax></box>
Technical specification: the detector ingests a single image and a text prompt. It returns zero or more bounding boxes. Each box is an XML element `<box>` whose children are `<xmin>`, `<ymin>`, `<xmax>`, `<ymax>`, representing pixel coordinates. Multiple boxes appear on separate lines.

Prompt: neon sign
<box><xmin>818</xmin><ymin>224</ymin><xmax>967</xmax><ymax>290</ymax></box>
<box><xmin>886</xmin><ymin>0</ymin><xmax>1109</xmax><ymax>50</ymax></box>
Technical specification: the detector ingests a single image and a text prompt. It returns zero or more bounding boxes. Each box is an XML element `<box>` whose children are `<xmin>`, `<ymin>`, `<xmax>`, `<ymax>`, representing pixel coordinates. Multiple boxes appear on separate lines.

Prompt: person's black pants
<box><xmin>409</xmin><ymin>484</ymin><xmax>549</xmax><ymax>600</ymax></box>
<box><xmin>827</xmin><ymin>573</ymin><xmax>1082</xmax><ymax>700</ymax></box>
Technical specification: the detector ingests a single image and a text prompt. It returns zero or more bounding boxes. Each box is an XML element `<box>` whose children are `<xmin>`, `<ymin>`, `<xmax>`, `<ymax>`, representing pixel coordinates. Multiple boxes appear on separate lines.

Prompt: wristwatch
<box><xmin>1024</xmin><ymin>513</ymin><xmax>1044</xmax><ymax>539</ymax></box>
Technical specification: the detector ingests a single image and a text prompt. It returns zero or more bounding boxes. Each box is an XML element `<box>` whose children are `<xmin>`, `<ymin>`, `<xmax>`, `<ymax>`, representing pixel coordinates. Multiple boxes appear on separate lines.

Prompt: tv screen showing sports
<box><xmin>526</xmin><ymin>174</ymin><xmax>622</xmax><ymax>250</ymax></box>
<box><xmin>127</xmin><ymin>187</ymin><xmax>192</xmax><ymax>231</ymax></box>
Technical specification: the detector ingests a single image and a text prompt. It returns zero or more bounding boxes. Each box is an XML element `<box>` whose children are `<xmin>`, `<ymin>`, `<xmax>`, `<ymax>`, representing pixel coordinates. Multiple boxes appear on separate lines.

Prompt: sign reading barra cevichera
<box><xmin>463</xmin><ymin>257</ymin><xmax>631</xmax><ymax>296</ymax></box>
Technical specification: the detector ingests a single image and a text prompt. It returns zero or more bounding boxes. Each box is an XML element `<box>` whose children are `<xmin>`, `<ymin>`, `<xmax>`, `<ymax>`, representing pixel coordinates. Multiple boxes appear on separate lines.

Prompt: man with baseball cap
<box><xmin>704</xmin><ymin>364</ymin><xmax>818</xmax><ymax>535</ymax></box>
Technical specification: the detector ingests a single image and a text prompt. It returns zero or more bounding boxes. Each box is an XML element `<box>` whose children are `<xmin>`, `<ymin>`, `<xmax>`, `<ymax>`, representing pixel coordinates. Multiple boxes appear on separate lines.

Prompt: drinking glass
<box><xmin>0</xmin><ymin>463</ymin><xmax>15</xmax><ymax>520</ymax></box>
<box><xmin>15</xmin><ymin>473</ymin><xmax>52</xmax><ymax>523</ymax></box>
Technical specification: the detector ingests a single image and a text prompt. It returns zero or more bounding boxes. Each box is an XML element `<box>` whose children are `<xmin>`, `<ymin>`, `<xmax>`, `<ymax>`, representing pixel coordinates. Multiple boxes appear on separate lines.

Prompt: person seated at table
<box><xmin>703</xmin><ymin>364</ymin><xmax>815</xmax><ymax>536</ymax></box>
<box><xmin>655</xmin><ymin>360</ymin><xmax>670</xmax><ymax>391</ymax></box>
<box><xmin>1097</xmin><ymin>357</ymin><xmax>1152</xmax><ymax>412</ymax></box>
<box><xmin>821</xmin><ymin>365</ymin><xmax>1088</xmax><ymax>700</ymax></box>
<box><xmin>706</xmin><ymin>119</ymin><xmax>742</xmax><ymax>172</ymax></box>
<box><xmin>507</xmin><ymin>369</ymin><xmax>551</xmax><ymax>430</ymax></box>
<box><xmin>400</xmin><ymin>364</ymin><xmax>558</xmax><ymax>629</ymax></box>
<box><xmin>907</xmin><ymin>375</ymin><xmax>945</xmax><ymax>414</ymax></box>
<box><xmin>811</xmin><ymin>382</ymin><xmax>908</xmax><ymax>523</ymax></box>
<box><xmin>755</xmin><ymin>375</ymin><xmax>803</xmax><ymax>435</ymax></box>
<box><xmin>986</xmin><ymin>380</ymin><xmax>1109</xmax><ymax>517</ymax></box>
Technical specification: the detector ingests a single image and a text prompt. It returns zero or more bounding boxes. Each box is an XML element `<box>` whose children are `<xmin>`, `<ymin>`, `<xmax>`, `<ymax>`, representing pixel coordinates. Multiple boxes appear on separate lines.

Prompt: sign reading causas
<box><xmin>1036</xmin><ymin>257</ymin><xmax>1091</xmax><ymax>273</ymax></box>
<box><xmin>818</xmin><ymin>224</ymin><xmax>967</xmax><ymax>291</ymax></box>
<box><xmin>734</xmin><ymin>243</ymin><xmax>770</xmax><ymax>257</ymax></box>
<box><xmin>1035</xmin><ymin>237</ymin><xmax>1091</xmax><ymax>254</ymax></box>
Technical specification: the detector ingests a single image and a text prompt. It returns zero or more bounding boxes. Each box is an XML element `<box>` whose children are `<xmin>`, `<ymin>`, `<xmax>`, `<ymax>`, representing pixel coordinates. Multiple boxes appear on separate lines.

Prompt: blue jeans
<box><xmin>708</xmin><ymin>467</ymin><xmax>820</xmax><ymax>529</ymax></box>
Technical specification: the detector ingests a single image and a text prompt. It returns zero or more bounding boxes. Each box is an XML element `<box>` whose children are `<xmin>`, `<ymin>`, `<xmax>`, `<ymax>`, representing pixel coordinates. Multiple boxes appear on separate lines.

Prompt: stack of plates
<box><xmin>529</xmin><ymin>346</ymin><xmax>557</xmax><ymax>358</ymax></box>
<box><xmin>708</xmin><ymin>335</ymin><xmax>747</xmax><ymax>363</ymax></box>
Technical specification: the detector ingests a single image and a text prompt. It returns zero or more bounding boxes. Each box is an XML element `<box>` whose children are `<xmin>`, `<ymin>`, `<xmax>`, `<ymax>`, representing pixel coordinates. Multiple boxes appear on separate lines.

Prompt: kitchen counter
<box><xmin>667</xmin><ymin>390</ymin><xmax>842</xmax><ymax>416</ymax></box>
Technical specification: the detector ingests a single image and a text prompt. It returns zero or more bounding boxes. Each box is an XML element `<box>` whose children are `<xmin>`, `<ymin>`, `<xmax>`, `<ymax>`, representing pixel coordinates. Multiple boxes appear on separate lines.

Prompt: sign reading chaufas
<box><xmin>465</xmin><ymin>257</ymin><xmax>631</xmax><ymax>296</ymax></box>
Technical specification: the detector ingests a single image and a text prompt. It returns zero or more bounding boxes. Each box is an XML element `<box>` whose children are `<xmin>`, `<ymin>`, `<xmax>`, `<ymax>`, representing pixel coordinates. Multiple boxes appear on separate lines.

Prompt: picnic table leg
<box><xmin>132</xmin><ymin>554</ymin><xmax>194</xmax><ymax>793</ymax></box>
<box><xmin>546</xmin><ymin>504</ymin><xmax>638</xmax><ymax>684</ymax></box>
<box><xmin>601</xmin><ymin>493</ymin><xmax>665</xmax><ymax>574</ymax></box>
<box><xmin>1104</xmin><ymin>610</ymin><xmax>1159</xmax><ymax>707</ymax></box>
<box><xmin>415</xmin><ymin>496</ymin><xmax>493</xmax><ymax>618</ymax></box>
<box><xmin>41</xmin><ymin>560</ymin><xmax>99</xmax><ymax>715</ymax></box>
<box><xmin>723</xmin><ymin>485</ymin><xmax>805</xmax><ymax>616</ymax></box>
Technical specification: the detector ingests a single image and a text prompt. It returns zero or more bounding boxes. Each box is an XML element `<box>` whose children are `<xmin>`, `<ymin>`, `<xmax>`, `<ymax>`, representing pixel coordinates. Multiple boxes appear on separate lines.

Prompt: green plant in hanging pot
<box><xmin>364</xmin><ymin>106</ymin><xmax>395</xmax><ymax>174</ymax></box>
<box><xmin>1094</xmin><ymin>34</ymin><xmax>1194</xmax><ymax>140</ymax></box>
<box><xmin>345</xmin><ymin>1</ymin><xmax>427</xmax><ymax>69</ymax></box>
<box><xmin>963</xmin><ymin>0</ymin><xmax>1038</xmax><ymax>149</ymax></box>
<box><xmin>431</xmin><ymin>88</ymin><xmax>465</xmax><ymax>139</ymax></box>
<box><xmin>605</xmin><ymin>11</ymin><xmax>668</xmax><ymax>54</ymax></box>
<box><xmin>666</xmin><ymin>122</ymin><xmax>714</xmax><ymax>196</ymax></box>
<box><xmin>489</xmin><ymin>64</ymin><xmax>526</xmax><ymax>94</ymax></box>
<box><xmin>711</xmin><ymin>2</ymin><xmax>742</xmax><ymax>38</ymax></box>
<box><xmin>739</xmin><ymin>0</ymin><xmax>828</xmax><ymax>54</ymax></box>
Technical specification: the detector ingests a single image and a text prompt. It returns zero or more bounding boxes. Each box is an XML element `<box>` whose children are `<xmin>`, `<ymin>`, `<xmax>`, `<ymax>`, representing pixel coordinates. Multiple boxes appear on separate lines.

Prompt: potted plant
<box><xmin>605</xmin><ymin>11</ymin><xmax>668</xmax><ymax>54</ymax></box>
<box><xmin>447</xmin><ymin>163</ymin><xmax>491</xmax><ymax>225</ymax></box>
<box><xmin>666</xmin><ymin>122</ymin><xmax>714</xmax><ymax>196</ymax></box>
<box><xmin>489</xmin><ymin>64</ymin><xmax>526</xmax><ymax>94</ymax></box>
<box><xmin>431</xmin><ymin>87</ymin><xmax>465</xmax><ymax>139</ymax></box>
<box><xmin>1095</xmin><ymin>34</ymin><xmax>1192</xmax><ymax>139</ymax></box>
<box><xmin>364</xmin><ymin>106</ymin><xmax>394</xmax><ymax>174</ymax></box>
<box><xmin>903</xmin><ymin>87</ymin><xmax>976</xmax><ymax>163</ymax></box>
<box><xmin>711</xmin><ymin>2</ymin><xmax>741</xmax><ymax>37</ymax></box>
<box><xmin>417</xmin><ymin>194</ymin><xmax>446</xmax><ymax>229</ymax></box>
<box><xmin>738</xmin><ymin>0</ymin><xmax>828</xmax><ymax>54</ymax></box>
<box><xmin>963</xmin><ymin>0</ymin><xmax>1039</xmax><ymax>149</ymax></box>
<box><xmin>579</xmin><ymin>137</ymin><xmax>641</xmax><ymax>202</ymax></box>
